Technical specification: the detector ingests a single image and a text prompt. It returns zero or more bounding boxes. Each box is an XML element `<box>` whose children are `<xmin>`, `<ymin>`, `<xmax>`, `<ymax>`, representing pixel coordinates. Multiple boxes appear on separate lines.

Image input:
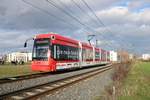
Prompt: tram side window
<box><xmin>82</xmin><ymin>48</ymin><xmax>93</xmax><ymax>61</ymax></box>
<box><xmin>101</xmin><ymin>52</ymin><xmax>105</xmax><ymax>60</ymax></box>
<box><xmin>107</xmin><ymin>53</ymin><xmax>110</xmax><ymax>60</ymax></box>
<box><xmin>95</xmin><ymin>52</ymin><xmax>100</xmax><ymax>60</ymax></box>
<box><xmin>101</xmin><ymin>52</ymin><xmax>106</xmax><ymax>60</ymax></box>
<box><xmin>87</xmin><ymin>49</ymin><xmax>93</xmax><ymax>60</ymax></box>
<box><xmin>82</xmin><ymin>49</ymin><xmax>86</xmax><ymax>61</ymax></box>
<box><xmin>52</xmin><ymin>44</ymin><xmax>79</xmax><ymax>61</ymax></box>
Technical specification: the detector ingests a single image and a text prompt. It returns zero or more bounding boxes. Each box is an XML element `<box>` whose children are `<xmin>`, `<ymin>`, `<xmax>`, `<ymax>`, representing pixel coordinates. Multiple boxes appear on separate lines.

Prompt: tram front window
<box><xmin>32</xmin><ymin>38</ymin><xmax>50</xmax><ymax>61</ymax></box>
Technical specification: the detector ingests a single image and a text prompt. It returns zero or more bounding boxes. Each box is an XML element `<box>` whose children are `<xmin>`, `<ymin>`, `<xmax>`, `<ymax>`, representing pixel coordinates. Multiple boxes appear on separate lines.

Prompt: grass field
<box><xmin>118</xmin><ymin>61</ymin><xmax>150</xmax><ymax>100</ymax></box>
<box><xmin>0</xmin><ymin>63</ymin><xmax>40</xmax><ymax>79</ymax></box>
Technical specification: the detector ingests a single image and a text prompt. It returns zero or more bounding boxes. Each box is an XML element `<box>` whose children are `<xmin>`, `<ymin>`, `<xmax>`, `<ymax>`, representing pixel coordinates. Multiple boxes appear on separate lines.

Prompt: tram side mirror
<box><xmin>24</xmin><ymin>42</ymin><xmax>27</xmax><ymax>47</ymax></box>
<box><xmin>24</xmin><ymin>37</ymin><xmax>34</xmax><ymax>48</ymax></box>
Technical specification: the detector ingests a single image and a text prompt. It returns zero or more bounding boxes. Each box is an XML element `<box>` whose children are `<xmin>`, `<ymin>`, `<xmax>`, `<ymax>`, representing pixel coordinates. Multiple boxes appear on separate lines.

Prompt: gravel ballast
<box><xmin>40</xmin><ymin>68</ymin><xmax>114</xmax><ymax>100</ymax></box>
<box><xmin>0</xmin><ymin>66</ymin><xmax>110</xmax><ymax>96</ymax></box>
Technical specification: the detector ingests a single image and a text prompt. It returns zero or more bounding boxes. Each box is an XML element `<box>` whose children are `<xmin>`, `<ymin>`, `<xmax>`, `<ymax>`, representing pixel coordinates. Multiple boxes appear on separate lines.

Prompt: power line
<box><xmin>81</xmin><ymin>0</ymin><xmax>113</xmax><ymax>34</ymax></box>
<box><xmin>70</xmin><ymin>0</ymin><xmax>117</xmax><ymax>48</ymax></box>
<box><xmin>71</xmin><ymin>0</ymin><xmax>100</xmax><ymax>28</ymax></box>
<box><xmin>81</xmin><ymin>0</ymin><xmax>107</xmax><ymax>27</ymax></box>
<box><xmin>22</xmin><ymin>0</ymin><xmax>115</xmax><ymax>49</ymax></box>
<box><xmin>46</xmin><ymin>0</ymin><xmax>109</xmax><ymax>42</ymax></box>
<box><xmin>80</xmin><ymin>0</ymin><xmax>133</xmax><ymax>49</ymax></box>
<box><xmin>71</xmin><ymin>0</ymin><xmax>111</xmax><ymax>38</ymax></box>
<box><xmin>22</xmin><ymin>0</ymin><xmax>78</xmax><ymax>29</ymax></box>
<box><xmin>22</xmin><ymin>0</ymin><xmax>96</xmax><ymax>42</ymax></box>
<box><xmin>57</xmin><ymin>0</ymin><xmax>90</xmax><ymax>28</ymax></box>
<box><xmin>46</xmin><ymin>0</ymin><xmax>96</xmax><ymax>31</ymax></box>
<box><xmin>72</xmin><ymin>0</ymin><xmax>131</xmax><ymax>50</ymax></box>
<box><xmin>57</xmin><ymin>0</ymin><xmax>106</xmax><ymax>38</ymax></box>
<box><xmin>57</xmin><ymin>0</ymin><xmax>73</xmax><ymax>14</ymax></box>
<box><xmin>22</xmin><ymin>0</ymin><xmax>106</xmax><ymax>38</ymax></box>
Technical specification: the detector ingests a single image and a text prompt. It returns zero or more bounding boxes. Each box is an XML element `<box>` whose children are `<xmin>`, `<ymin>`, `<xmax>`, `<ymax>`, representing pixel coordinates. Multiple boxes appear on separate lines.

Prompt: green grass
<box><xmin>0</xmin><ymin>63</ymin><xmax>40</xmax><ymax>79</ymax></box>
<box><xmin>118</xmin><ymin>61</ymin><xmax>150</xmax><ymax>100</ymax></box>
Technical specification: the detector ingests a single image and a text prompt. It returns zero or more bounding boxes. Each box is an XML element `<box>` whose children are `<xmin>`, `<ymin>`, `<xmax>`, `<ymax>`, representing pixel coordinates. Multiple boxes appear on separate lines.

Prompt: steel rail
<box><xmin>0</xmin><ymin>64</ymin><xmax>113</xmax><ymax>100</ymax></box>
<box><xmin>0</xmin><ymin>64</ymin><xmax>107</xmax><ymax>84</ymax></box>
<box><xmin>0</xmin><ymin>72</ymin><xmax>51</xmax><ymax>84</ymax></box>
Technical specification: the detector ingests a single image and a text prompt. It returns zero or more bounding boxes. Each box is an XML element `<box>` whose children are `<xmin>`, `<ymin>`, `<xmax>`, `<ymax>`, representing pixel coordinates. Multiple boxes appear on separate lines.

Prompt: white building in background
<box><xmin>129</xmin><ymin>54</ymin><xmax>134</xmax><ymax>60</ymax></box>
<box><xmin>142</xmin><ymin>54</ymin><xmax>150</xmax><ymax>60</ymax></box>
<box><xmin>7</xmin><ymin>52</ymin><xmax>32</xmax><ymax>62</ymax></box>
<box><xmin>109</xmin><ymin>51</ymin><xmax>118</xmax><ymax>62</ymax></box>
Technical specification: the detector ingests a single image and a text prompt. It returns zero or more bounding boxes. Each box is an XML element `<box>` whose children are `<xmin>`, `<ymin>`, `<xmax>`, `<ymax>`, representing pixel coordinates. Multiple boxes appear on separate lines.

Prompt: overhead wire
<box><xmin>79</xmin><ymin>0</ymin><xmax>119</xmax><ymax>44</ymax></box>
<box><xmin>56</xmin><ymin>0</ymin><xmax>91</xmax><ymax>34</ymax></box>
<box><xmin>46</xmin><ymin>0</ymin><xmax>113</xmax><ymax>48</ymax></box>
<box><xmin>69</xmin><ymin>0</ymin><xmax>115</xmax><ymax>48</ymax></box>
<box><xmin>46</xmin><ymin>0</ymin><xmax>102</xmax><ymax>35</ymax></box>
<box><xmin>80</xmin><ymin>0</ymin><xmax>133</xmax><ymax>50</ymax></box>
<box><xmin>22</xmin><ymin>0</ymin><xmax>115</xmax><ymax>49</ymax></box>
<box><xmin>48</xmin><ymin>1</ymin><xmax>111</xmax><ymax>36</ymax></box>
<box><xmin>81</xmin><ymin>0</ymin><xmax>113</xmax><ymax>34</ymax></box>
<box><xmin>67</xmin><ymin>0</ymin><xmax>114</xmax><ymax>47</ymax></box>
<box><xmin>22</xmin><ymin>0</ymin><xmax>97</xmax><ymax>43</ymax></box>
<box><xmin>61</xmin><ymin>0</ymin><xmax>133</xmax><ymax>51</ymax></box>
<box><xmin>57</xmin><ymin>0</ymin><xmax>73</xmax><ymax>14</ymax></box>
<box><xmin>57</xmin><ymin>0</ymin><xmax>107</xmax><ymax>41</ymax></box>
<box><xmin>22</xmin><ymin>0</ymin><xmax>106</xmax><ymax>37</ymax></box>
<box><xmin>71</xmin><ymin>0</ymin><xmax>101</xmax><ymax>28</ymax></box>
<box><xmin>22</xmin><ymin>0</ymin><xmax>78</xmax><ymax>29</ymax></box>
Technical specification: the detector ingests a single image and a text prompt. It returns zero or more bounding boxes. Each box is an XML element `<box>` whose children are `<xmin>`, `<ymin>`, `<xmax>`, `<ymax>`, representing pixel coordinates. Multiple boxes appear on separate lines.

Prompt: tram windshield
<box><xmin>32</xmin><ymin>38</ymin><xmax>50</xmax><ymax>61</ymax></box>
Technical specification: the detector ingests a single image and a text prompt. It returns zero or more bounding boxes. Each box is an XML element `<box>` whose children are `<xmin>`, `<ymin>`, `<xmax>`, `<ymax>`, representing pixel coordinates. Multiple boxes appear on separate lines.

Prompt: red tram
<box><xmin>29</xmin><ymin>33</ymin><xmax>110</xmax><ymax>71</ymax></box>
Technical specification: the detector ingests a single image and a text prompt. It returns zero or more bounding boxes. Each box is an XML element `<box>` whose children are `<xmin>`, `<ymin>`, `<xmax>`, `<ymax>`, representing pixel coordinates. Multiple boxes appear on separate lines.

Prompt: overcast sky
<box><xmin>0</xmin><ymin>0</ymin><xmax>150</xmax><ymax>55</ymax></box>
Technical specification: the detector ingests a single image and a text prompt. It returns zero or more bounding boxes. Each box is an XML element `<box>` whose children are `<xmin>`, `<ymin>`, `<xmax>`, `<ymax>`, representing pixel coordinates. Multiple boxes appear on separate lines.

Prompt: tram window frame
<box><xmin>95</xmin><ymin>51</ymin><xmax>100</xmax><ymax>60</ymax></box>
<box><xmin>51</xmin><ymin>44</ymin><xmax>79</xmax><ymax>61</ymax></box>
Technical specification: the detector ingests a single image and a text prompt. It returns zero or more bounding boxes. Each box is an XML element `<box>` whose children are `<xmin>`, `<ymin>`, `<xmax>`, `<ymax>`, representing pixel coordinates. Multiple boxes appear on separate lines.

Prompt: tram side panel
<box><xmin>52</xmin><ymin>41</ymin><xmax>80</xmax><ymax>70</ymax></box>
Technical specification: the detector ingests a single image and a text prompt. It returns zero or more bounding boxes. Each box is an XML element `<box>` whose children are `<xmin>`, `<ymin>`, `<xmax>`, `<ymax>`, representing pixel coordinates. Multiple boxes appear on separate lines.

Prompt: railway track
<box><xmin>0</xmin><ymin>72</ymin><xmax>51</xmax><ymax>84</ymax></box>
<box><xmin>0</xmin><ymin>64</ymin><xmax>107</xmax><ymax>85</ymax></box>
<box><xmin>0</xmin><ymin>64</ymin><xmax>112</xmax><ymax>100</ymax></box>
